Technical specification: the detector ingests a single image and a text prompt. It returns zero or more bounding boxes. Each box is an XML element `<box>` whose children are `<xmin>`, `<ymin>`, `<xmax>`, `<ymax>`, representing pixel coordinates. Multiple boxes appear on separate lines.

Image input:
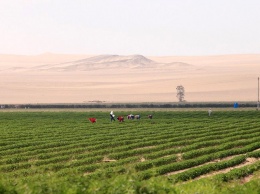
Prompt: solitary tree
<box><xmin>176</xmin><ymin>85</ymin><xmax>185</xmax><ymax>102</ymax></box>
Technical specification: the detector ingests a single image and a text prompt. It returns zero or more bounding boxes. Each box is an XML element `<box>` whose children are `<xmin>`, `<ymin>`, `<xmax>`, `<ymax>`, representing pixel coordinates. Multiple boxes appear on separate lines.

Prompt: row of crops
<box><xmin>0</xmin><ymin>110</ymin><xmax>260</xmax><ymax>193</ymax></box>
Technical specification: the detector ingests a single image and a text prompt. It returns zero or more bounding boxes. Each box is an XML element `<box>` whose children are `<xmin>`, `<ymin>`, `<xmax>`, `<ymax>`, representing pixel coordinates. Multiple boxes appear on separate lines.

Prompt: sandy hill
<box><xmin>78</xmin><ymin>54</ymin><xmax>155</xmax><ymax>64</ymax></box>
<box><xmin>0</xmin><ymin>53</ymin><xmax>259</xmax><ymax>104</ymax></box>
<box><xmin>29</xmin><ymin>55</ymin><xmax>157</xmax><ymax>71</ymax></box>
<box><xmin>1</xmin><ymin>54</ymin><xmax>192</xmax><ymax>72</ymax></box>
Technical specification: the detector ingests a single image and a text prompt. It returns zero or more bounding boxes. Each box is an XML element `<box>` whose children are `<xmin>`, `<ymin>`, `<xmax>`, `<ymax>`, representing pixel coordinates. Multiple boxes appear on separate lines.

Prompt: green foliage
<box><xmin>0</xmin><ymin>110</ymin><xmax>260</xmax><ymax>193</ymax></box>
<box><xmin>169</xmin><ymin>155</ymin><xmax>246</xmax><ymax>182</ymax></box>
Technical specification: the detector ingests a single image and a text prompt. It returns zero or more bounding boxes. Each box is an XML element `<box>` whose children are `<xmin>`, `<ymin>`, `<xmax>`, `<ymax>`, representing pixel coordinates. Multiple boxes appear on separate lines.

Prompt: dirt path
<box><xmin>166</xmin><ymin>148</ymin><xmax>260</xmax><ymax>177</ymax></box>
<box><xmin>196</xmin><ymin>157</ymin><xmax>260</xmax><ymax>180</ymax></box>
<box><xmin>166</xmin><ymin>154</ymin><xmax>239</xmax><ymax>176</ymax></box>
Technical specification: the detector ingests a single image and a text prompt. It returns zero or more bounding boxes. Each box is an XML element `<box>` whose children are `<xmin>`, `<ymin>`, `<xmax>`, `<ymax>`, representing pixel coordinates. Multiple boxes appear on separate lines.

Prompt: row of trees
<box><xmin>0</xmin><ymin>103</ymin><xmax>257</xmax><ymax>109</ymax></box>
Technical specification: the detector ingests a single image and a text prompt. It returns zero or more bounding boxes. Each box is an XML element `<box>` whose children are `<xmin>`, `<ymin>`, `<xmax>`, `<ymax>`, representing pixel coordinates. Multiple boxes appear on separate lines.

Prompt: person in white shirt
<box><xmin>208</xmin><ymin>108</ymin><xmax>212</xmax><ymax>116</ymax></box>
<box><xmin>110</xmin><ymin>111</ymin><xmax>115</xmax><ymax>122</ymax></box>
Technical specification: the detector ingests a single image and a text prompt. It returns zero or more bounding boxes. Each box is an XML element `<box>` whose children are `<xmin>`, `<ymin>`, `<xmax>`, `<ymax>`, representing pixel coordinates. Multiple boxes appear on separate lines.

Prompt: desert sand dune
<box><xmin>0</xmin><ymin>53</ymin><xmax>259</xmax><ymax>104</ymax></box>
<box><xmin>26</xmin><ymin>55</ymin><xmax>157</xmax><ymax>71</ymax></box>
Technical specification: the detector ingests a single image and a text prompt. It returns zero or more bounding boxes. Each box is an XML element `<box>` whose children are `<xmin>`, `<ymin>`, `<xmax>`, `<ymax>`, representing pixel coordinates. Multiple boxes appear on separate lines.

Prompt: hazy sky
<box><xmin>1</xmin><ymin>0</ymin><xmax>260</xmax><ymax>56</ymax></box>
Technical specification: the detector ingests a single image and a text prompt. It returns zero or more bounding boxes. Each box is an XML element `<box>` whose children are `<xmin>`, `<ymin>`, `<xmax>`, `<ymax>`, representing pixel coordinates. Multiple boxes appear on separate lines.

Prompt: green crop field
<box><xmin>0</xmin><ymin>110</ymin><xmax>260</xmax><ymax>194</ymax></box>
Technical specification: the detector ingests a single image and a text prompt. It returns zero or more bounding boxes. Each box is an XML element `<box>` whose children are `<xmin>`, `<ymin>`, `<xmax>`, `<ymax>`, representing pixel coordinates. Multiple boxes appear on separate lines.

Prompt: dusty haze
<box><xmin>0</xmin><ymin>53</ymin><xmax>259</xmax><ymax>104</ymax></box>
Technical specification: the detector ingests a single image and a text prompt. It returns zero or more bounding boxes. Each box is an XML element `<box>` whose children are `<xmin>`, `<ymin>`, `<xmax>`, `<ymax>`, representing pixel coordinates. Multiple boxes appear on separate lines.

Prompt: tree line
<box><xmin>0</xmin><ymin>102</ymin><xmax>258</xmax><ymax>109</ymax></box>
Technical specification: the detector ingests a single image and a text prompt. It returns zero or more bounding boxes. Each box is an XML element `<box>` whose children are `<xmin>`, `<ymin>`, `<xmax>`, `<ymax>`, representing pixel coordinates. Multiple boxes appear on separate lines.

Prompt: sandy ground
<box><xmin>0</xmin><ymin>53</ymin><xmax>260</xmax><ymax>104</ymax></box>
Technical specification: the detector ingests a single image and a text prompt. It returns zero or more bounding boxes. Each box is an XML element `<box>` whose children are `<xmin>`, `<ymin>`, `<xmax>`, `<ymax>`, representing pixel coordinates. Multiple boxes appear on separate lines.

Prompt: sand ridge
<box><xmin>0</xmin><ymin>53</ymin><xmax>259</xmax><ymax>104</ymax></box>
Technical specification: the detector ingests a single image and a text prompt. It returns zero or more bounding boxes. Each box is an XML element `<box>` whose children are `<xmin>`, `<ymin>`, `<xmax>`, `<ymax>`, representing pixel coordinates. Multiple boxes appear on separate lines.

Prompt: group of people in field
<box><xmin>88</xmin><ymin>111</ymin><xmax>152</xmax><ymax>123</ymax></box>
<box><xmin>89</xmin><ymin>109</ymin><xmax>212</xmax><ymax>123</ymax></box>
<box><xmin>110</xmin><ymin>111</ymin><xmax>152</xmax><ymax>122</ymax></box>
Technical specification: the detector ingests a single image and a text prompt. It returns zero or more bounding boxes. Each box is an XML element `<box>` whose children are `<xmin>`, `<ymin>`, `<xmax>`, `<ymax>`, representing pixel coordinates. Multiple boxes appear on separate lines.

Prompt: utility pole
<box><xmin>257</xmin><ymin>77</ymin><xmax>259</xmax><ymax>110</ymax></box>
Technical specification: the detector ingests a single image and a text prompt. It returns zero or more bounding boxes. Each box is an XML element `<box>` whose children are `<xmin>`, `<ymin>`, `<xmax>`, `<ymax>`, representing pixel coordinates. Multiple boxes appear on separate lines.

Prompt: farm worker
<box><xmin>127</xmin><ymin>114</ymin><xmax>134</xmax><ymax>119</ymax></box>
<box><xmin>89</xmin><ymin>118</ymin><xmax>97</xmax><ymax>123</ymax></box>
<box><xmin>208</xmin><ymin>108</ymin><xmax>212</xmax><ymax>116</ymax></box>
<box><xmin>110</xmin><ymin>111</ymin><xmax>115</xmax><ymax>122</ymax></box>
<box><xmin>135</xmin><ymin>115</ymin><xmax>141</xmax><ymax>119</ymax></box>
<box><xmin>117</xmin><ymin>116</ymin><xmax>124</xmax><ymax>122</ymax></box>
